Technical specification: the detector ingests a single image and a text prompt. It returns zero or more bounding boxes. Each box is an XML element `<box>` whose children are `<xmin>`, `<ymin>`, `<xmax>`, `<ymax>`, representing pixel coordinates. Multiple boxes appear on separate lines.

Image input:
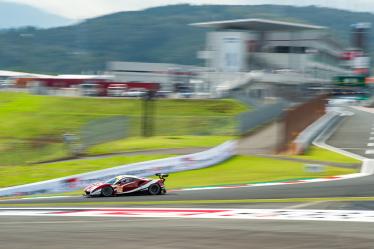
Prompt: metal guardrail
<box><xmin>237</xmin><ymin>101</ymin><xmax>290</xmax><ymax>135</ymax></box>
<box><xmin>293</xmin><ymin>111</ymin><xmax>342</xmax><ymax>154</ymax></box>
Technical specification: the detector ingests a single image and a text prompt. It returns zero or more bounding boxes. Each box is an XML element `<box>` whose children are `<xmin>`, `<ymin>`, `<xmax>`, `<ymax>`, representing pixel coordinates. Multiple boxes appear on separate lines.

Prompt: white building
<box><xmin>191</xmin><ymin>18</ymin><xmax>351</xmax><ymax>98</ymax></box>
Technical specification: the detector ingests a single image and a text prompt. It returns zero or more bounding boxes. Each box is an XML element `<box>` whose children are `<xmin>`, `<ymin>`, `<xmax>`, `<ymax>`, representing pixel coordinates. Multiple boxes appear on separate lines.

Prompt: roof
<box><xmin>0</xmin><ymin>70</ymin><xmax>49</xmax><ymax>78</ymax></box>
<box><xmin>190</xmin><ymin>18</ymin><xmax>326</xmax><ymax>31</ymax></box>
<box><xmin>115</xmin><ymin>175</ymin><xmax>143</xmax><ymax>180</ymax></box>
<box><xmin>56</xmin><ymin>74</ymin><xmax>113</xmax><ymax>80</ymax></box>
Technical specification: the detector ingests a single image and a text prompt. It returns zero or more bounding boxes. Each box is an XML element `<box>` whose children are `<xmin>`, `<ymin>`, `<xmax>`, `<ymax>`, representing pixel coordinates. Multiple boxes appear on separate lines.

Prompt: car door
<box><xmin>119</xmin><ymin>178</ymin><xmax>139</xmax><ymax>193</ymax></box>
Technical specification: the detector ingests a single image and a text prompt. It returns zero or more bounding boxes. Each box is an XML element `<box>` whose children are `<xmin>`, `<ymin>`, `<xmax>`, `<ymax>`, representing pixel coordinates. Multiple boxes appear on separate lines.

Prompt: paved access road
<box><xmin>0</xmin><ymin>216</ymin><xmax>373</xmax><ymax>249</ymax></box>
<box><xmin>327</xmin><ymin>107</ymin><xmax>374</xmax><ymax>158</ymax></box>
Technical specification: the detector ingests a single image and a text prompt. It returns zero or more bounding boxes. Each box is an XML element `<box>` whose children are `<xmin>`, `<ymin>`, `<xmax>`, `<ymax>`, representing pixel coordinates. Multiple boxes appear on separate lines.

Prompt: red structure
<box><xmin>14</xmin><ymin>76</ymin><xmax>160</xmax><ymax>96</ymax></box>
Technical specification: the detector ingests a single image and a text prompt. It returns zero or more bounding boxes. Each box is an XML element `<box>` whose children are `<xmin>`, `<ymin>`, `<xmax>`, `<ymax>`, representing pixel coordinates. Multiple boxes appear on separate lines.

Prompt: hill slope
<box><xmin>0</xmin><ymin>4</ymin><xmax>373</xmax><ymax>73</ymax></box>
<box><xmin>0</xmin><ymin>1</ymin><xmax>73</xmax><ymax>29</ymax></box>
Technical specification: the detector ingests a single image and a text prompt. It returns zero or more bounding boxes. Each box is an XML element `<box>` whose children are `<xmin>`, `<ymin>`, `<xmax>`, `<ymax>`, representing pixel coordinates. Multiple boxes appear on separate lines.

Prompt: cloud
<box><xmin>4</xmin><ymin>0</ymin><xmax>374</xmax><ymax>19</ymax></box>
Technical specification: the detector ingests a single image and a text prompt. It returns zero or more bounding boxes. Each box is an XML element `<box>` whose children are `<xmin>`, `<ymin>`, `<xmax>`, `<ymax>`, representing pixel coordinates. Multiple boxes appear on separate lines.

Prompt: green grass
<box><xmin>163</xmin><ymin>156</ymin><xmax>356</xmax><ymax>189</ymax></box>
<box><xmin>0</xmin><ymin>92</ymin><xmax>246</xmax><ymax>165</ymax></box>
<box><xmin>0</xmin><ymin>154</ymin><xmax>172</xmax><ymax>188</ymax></box>
<box><xmin>0</xmin><ymin>139</ymin><xmax>69</xmax><ymax>165</ymax></box>
<box><xmin>291</xmin><ymin>146</ymin><xmax>361</xmax><ymax>164</ymax></box>
<box><xmin>0</xmin><ymin>92</ymin><xmax>246</xmax><ymax>139</ymax></box>
<box><xmin>87</xmin><ymin>135</ymin><xmax>233</xmax><ymax>155</ymax></box>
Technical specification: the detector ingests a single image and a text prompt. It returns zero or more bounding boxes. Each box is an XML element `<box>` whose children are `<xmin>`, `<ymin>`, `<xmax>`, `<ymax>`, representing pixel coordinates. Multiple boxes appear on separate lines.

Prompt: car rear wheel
<box><xmin>148</xmin><ymin>184</ymin><xmax>161</xmax><ymax>195</ymax></box>
<box><xmin>101</xmin><ymin>186</ymin><xmax>114</xmax><ymax>197</ymax></box>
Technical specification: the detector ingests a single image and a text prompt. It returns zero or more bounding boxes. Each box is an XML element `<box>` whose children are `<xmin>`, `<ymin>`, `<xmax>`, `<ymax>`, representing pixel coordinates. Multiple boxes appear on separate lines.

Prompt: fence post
<box><xmin>142</xmin><ymin>90</ymin><xmax>156</xmax><ymax>137</ymax></box>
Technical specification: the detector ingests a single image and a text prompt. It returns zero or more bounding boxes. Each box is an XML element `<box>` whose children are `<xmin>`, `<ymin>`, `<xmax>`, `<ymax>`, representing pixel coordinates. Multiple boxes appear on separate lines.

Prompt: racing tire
<box><xmin>148</xmin><ymin>184</ymin><xmax>161</xmax><ymax>195</ymax></box>
<box><xmin>101</xmin><ymin>186</ymin><xmax>114</xmax><ymax>197</ymax></box>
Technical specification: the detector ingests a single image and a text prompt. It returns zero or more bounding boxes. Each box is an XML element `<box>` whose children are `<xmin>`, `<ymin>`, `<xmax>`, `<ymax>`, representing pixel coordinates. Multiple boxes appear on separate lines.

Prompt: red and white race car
<box><xmin>84</xmin><ymin>174</ymin><xmax>168</xmax><ymax>197</ymax></box>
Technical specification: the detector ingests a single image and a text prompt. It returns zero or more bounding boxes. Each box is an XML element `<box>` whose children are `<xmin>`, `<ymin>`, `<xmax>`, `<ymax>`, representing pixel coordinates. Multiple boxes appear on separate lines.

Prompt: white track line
<box><xmin>286</xmin><ymin>201</ymin><xmax>327</xmax><ymax>209</ymax></box>
<box><xmin>1</xmin><ymin>208</ymin><xmax>374</xmax><ymax>222</ymax></box>
<box><xmin>20</xmin><ymin>196</ymin><xmax>74</xmax><ymax>200</ymax></box>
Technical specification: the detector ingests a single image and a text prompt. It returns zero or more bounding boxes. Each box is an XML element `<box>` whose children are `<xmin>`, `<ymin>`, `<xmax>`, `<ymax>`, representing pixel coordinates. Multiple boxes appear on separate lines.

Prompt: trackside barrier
<box><xmin>292</xmin><ymin>111</ymin><xmax>341</xmax><ymax>155</ymax></box>
<box><xmin>238</xmin><ymin>101</ymin><xmax>290</xmax><ymax>135</ymax></box>
<box><xmin>0</xmin><ymin>141</ymin><xmax>237</xmax><ymax>197</ymax></box>
<box><xmin>360</xmin><ymin>160</ymin><xmax>374</xmax><ymax>174</ymax></box>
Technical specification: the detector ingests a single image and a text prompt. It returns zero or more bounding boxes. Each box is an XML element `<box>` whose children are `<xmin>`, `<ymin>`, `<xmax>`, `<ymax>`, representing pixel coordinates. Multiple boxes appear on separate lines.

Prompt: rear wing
<box><xmin>155</xmin><ymin>173</ymin><xmax>169</xmax><ymax>180</ymax></box>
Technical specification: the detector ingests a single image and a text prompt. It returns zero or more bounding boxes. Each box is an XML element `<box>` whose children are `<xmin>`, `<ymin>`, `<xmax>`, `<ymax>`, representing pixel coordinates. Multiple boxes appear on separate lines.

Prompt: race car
<box><xmin>84</xmin><ymin>174</ymin><xmax>168</xmax><ymax>197</ymax></box>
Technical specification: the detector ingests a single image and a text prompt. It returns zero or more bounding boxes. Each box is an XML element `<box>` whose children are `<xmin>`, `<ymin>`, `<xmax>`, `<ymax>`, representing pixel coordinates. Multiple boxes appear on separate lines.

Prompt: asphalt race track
<box><xmin>0</xmin><ymin>216</ymin><xmax>373</xmax><ymax>249</ymax></box>
<box><xmin>328</xmin><ymin>107</ymin><xmax>374</xmax><ymax>158</ymax></box>
<box><xmin>1</xmin><ymin>174</ymin><xmax>374</xmax><ymax>205</ymax></box>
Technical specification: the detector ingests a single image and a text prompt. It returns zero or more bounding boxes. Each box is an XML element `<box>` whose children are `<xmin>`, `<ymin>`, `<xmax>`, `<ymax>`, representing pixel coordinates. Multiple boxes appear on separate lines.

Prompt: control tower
<box><xmin>191</xmin><ymin>18</ymin><xmax>351</xmax><ymax>97</ymax></box>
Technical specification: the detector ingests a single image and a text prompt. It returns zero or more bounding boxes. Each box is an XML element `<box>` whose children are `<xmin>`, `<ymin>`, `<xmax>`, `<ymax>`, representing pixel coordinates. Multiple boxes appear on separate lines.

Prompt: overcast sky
<box><xmin>5</xmin><ymin>0</ymin><xmax>374</xmax><ymax>19</ymax></box>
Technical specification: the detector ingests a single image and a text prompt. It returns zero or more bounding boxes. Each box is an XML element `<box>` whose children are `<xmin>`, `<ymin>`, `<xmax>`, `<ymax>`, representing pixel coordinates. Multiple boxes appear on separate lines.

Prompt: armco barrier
<box><xmin>292</xmin><ymin>111</ymin><xmax>341</xmax><ymax>154</ymax></box>
<box><xmin>0</xmin><ymin>141</ymin><xmax>237</xmax><ymax>197</ymax></box>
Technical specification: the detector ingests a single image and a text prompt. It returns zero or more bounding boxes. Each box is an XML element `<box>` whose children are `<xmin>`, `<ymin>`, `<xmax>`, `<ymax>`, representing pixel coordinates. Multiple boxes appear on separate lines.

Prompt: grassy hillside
<box><xmin>0</xmin><ymin>4</ymin><xmax>373</xmax><ymax>73</ymax></box>
<box><xmin>0</xmin><ymin>92</ymin><xmax>244</xmax><ymax>138</ymax></box>
<box><xmin>0</xmin><ymin>92</ymin><xmax>245</xmax><ymax>165</ymax></box>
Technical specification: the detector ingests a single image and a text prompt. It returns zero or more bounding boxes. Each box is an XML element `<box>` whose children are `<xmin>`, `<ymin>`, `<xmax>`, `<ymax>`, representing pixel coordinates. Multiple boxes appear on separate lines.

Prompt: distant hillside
<box><xmin>0</xmin><ymin>4</ymin><xmax>373</xmax><ymax>74</ymax></box>
<box><xmin>0</xmin><ymin>1</ymin><xmax>73</xmax><ymax>29</ymax></box>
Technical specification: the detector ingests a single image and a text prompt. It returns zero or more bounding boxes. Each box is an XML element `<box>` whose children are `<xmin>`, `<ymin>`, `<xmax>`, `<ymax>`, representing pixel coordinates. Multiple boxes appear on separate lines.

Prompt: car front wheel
<box><xmin>101</xmin><ymin>186</ymin><xmax>114</xmax><ymax>197</ymax></box>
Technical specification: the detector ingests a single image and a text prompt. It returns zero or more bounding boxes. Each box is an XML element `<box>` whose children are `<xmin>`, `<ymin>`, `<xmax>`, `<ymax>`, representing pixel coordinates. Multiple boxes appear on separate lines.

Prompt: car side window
<box><xmin>117</xmin><ymin>178</ymin><xmax>126</xmax><ymax>184</ymax></box>
<box><xmin>120</xmin><ymin>178</ymin><xmax>133</xmax><ymax>184</ymax></box>
<box><xmin>118</xmin><ymin>177</ymin><xmax>137</xmax><ymax>184</ymax></box>
<box><xmin>127</xmin><ymin>178</ymin><xmax>136</xmax><ymax>183</ymax></box>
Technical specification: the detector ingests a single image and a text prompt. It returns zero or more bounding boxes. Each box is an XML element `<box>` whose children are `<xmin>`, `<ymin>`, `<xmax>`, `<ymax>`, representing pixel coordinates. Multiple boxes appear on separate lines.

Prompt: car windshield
<box><xmin>105</xmin><ymin>178</ymin><xmax>118</xmax><ymax>185</ymax></box>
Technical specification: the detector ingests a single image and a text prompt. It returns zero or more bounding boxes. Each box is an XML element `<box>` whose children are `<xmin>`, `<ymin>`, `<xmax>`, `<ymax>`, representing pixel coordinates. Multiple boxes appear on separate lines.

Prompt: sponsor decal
<box><xmin>62</xmin><ymin>178</ymin><xmax>80</xmax><ymax>189</ymax></box>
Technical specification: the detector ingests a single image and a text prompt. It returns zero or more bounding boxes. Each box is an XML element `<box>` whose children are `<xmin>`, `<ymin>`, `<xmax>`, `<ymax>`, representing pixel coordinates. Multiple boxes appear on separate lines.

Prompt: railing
<box><xmin>238</xmin><ymin>100</ymin><xmax>290</xmax><ymax>135</ymax></box>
